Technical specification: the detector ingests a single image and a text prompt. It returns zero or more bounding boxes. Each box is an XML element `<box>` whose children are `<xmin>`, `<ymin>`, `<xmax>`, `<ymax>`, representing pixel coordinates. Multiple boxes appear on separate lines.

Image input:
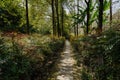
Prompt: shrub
<box><xmin>72</xmin><ymin>29</ymin><xmax>120</xmax><ymax>80</ymax></box>
<box><xmin>0</xmin><ymin>38</ymin><xmax>31</xmax><ymax>80</ymax></box>
<box><xmin>0</xmin><ymin>36</ymin><xmax>65</xmax><ymax>80</ymax></box>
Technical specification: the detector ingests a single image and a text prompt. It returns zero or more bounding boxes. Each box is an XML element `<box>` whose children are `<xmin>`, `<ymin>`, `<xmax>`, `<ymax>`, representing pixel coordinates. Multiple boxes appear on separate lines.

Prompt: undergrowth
<box><xmin>71</xmin><ymin>28</ymin><xmax>120</xmax><ymax>80</ymax></box>
<box><xmin>0</xmin><ymin>35</ymin><xmax>65</xmax><ymax>80</ymax></box>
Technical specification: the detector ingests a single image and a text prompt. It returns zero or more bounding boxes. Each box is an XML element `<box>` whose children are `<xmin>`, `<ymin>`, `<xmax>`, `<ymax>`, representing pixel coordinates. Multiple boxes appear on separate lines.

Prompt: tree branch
<box><xmin>84</xmin><ymin>0</ymin><xmax>88</xmax><ymax>4</ymax></box>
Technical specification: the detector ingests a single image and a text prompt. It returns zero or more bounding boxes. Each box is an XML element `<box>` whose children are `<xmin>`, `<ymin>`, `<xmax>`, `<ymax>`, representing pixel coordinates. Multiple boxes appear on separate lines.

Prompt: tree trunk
<box><xmin>55</xmin><ymin>0</ymin><xmax>60</xmax><ymax>37</ymax></box>
<box><xmin>110</xmin><ymin>0</ymin><xmax>112</xmax><ymax>27</ymax></box>
<box><xmin>74</xmin><ymin>0</ymin><xmax>76</xmax><ymax>36</ymax></box>
<box><xmin>60</xmin><ymin>1</ymin><xmax>64</xmax><ymax>36</ymax></box>
<box><xmin>25</xmin><ymin>0</ymin><xmax>29</xmax><ymax>34</ymax></box>
<box><xmin>85</xmin><ymin>0</ymin><xmax>90</xmax><ymax>35</ymax></box>
<box><xmin>86</xmin><ymin>0</ymin><xmax>90</xmax><ymax>34</ymax></box>
<box><xmin>98</xmin><ymin>0</ymin><xmax>104</xmax><ymax>34</ymax></box>
<box><xmin>51</xmin><ymin>0</ymin><xmax>56</xmax><ymax>36</ymax></box>
<box><xmin>77</xmin><ymin>0</ymin><xmax>79</xmax><ymax>37</ymax></box>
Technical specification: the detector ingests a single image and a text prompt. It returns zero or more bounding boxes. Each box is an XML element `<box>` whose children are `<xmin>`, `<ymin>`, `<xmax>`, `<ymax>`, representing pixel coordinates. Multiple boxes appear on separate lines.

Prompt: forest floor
<box><xmin>51</xmin><ymin>40</ymin><xmax>82</xmax><ymax>80</ymax></box>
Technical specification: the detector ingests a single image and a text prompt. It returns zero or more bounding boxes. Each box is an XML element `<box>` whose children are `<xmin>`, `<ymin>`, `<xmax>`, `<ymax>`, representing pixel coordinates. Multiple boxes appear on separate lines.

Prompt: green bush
<box><xmin>0</xmin><ymin>38</ymin><xmax>31</xmax><ymax>80</ymax></box>
<box><xmin>0</xmin><ymin>0</ymin><xmax>22</xmax><ymax>32</ymax></box>
<box><xmin>72</xmin><ymin>29</ymin><xmax>120</xmax><ymax>80</ymax></box>
<box><xmin>0</xmin><ymin>36</ymin><xmax>65</xmax><ymax>80</ymax></box>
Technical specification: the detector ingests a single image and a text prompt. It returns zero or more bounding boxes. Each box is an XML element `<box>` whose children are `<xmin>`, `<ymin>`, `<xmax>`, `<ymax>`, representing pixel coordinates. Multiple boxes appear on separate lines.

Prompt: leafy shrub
<box><xmin>49</xmin><ymin>38</ymin><xmax>65</xmax><ymax>53</ymax></box>
<box><xmin>0</xmin><ymin>0</ymin><xmax>22</xmax><ymax>32</ymax></box>
<box><xmin>0</xmin><ymin>38</ymin><xmax>31</xmax><ymax>80</ymax></box>
<box><xmin>0</xmin><ymin>36</ymin><xmax>65</xmax><ymax>80</ymax></box>
<box><xmin>81</xmin><ymin>68</ymin><xmax>92</xmax><ymax>80</ymax></box>
<box><xmin>72</xmin><ymin>29</ymin><xmax>120</xmax><ymax>80</ymax></box>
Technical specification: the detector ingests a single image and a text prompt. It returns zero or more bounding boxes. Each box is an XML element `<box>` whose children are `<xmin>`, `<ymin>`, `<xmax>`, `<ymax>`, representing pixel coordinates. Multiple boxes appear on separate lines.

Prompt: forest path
<box><xmin>56</xmin><ymin>40</ymin><xmax>77</xmax><ymax>80</ymax></box>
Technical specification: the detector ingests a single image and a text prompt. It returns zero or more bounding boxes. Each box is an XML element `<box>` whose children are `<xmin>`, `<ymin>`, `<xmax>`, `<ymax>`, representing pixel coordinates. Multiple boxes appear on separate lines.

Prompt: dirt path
<box><xmin>56</xmin><ymin>40</ymin><xmax>77</xmax><ymax>80</ymax></box>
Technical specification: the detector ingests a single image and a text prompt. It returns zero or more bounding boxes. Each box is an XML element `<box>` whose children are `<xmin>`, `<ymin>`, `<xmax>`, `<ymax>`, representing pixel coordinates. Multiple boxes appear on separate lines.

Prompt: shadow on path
<box><xmin>56</xmin><ymin>40</ymin><xmax>76</xmax><ymax>80</ymax></box>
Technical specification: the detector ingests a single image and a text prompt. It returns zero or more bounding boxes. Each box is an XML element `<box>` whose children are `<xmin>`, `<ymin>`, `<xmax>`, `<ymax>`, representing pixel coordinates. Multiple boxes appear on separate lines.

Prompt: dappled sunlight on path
<box><xmin>56</xmin><ymin>40</ymin><xmax>76</xmax><ymax>80</ymax></box>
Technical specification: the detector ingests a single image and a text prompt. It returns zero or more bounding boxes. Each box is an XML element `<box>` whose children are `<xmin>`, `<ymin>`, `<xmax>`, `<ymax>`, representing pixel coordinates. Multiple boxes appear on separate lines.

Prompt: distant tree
<box><xmin>85</xmin><ymin>0</ymin><xmax>90</xmax><ymax>34</ymax></box>
<box><xmin>60</xmin><ymin>0</ymin><xmax>64</xmax><ymax>36</ymax></box>
<box><xmin>51</xmin><ymin>0</ymin><xmax>56</xmax><ymax>36</ymax></box>
<box><xmin>76</xmin><ymin>0</ymin><xmax>79</xmax><ymax>36</ymax></box>
<box><xmin>25</xmin><ymin>0</ymin><xmax>29</xmax><ymax>34</ymax></box>
<box><xmin>110</xmin><ymin>0</ymin><xmax>112</xmax><ymax>27</ymax></box>
<box><xmin>74</xmin><ymin>0</ymin><xmax>77</xmax><ymax>36</ymax></box>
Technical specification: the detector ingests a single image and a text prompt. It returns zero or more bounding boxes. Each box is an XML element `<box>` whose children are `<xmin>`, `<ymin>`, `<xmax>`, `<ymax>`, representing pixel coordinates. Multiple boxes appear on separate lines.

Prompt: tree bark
<box><xmin>85</xmin><ymin>0</ymin><xmax>90</xmax><ymax>35</ymax></box>
<box><xmin>60</xmin><ymin>1</ymin><xmax>64</xmax><ymax>36</ymax></box>
<box><xmin>74</xmin><ymin>0</ymin><xmax>77</xmax><ymax>36</ymax></box>
<box><xmin>51</xmin><ymin>0</ymin><xmax>56</xmax><ymax>36</ymax></box>
<box><xmin>55</xmin><ymin>0</ymin><xmax>60</xmax><ymax>37</ymax></box>
<box><xmin>25</xmin><ymin>0</ymin><xmax>29</xmax><ymax>34</ymax></box>
<box><xmin>77</xmin><ymin>0</ymin><xmax>79</xmax><ymax>37</ymax></box>
<box><xmin>98</xmin><ymin>0</ymin><xmax>104</xmax><ymax>34</ymax></box>
<box><xmin>110</xmin><ymin>0</ymin><xmax>112</xmax><ymax>27</ymax></box>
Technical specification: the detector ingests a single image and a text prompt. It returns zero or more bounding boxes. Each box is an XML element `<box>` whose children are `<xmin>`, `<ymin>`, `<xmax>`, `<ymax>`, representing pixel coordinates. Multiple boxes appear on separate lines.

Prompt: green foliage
<box><xmin>71</xmin><ymin>0</ymin><xmax>111</xmax><ymax>34</ymax></box>
<box><xmin>18</xmin><ymin>24</ymin><xmax>37</xmax><ymax>33</ymax></box>
<box><xmin>0</xmin><ymin>0</ymin><xmax>52</xmax><ymax>34</ymax></box>
<box><xmin>0</xmin><ymin>35</ymin><xmax>65</xmax><ymax>80</ymax></box>
<box><xmin>103</xmin><ymin>0</ymin><xmax>110</xmax><ymax>11</ymax></box>
<box><xmin>49</xmin><ymin>38</ymin><xmax>65</xmax><ymax>52</ymax></box>
<box><xmin>71</xmin><ymin>29</ymin><xmax>120</xmax><ymax>80</ymax></box>
<box><xmin>0</xmin><ymin>38</ymin><xmax>31</xmax><ymax>80</ymax></box>
<box><xmin>81</xmin><ymin>68</ymin><xmax>92</xmax><ymax>80</ymax></box>
<box><xmin>0</xmin><ymin>0</ymin><xmax>22</xmax><ymax>31</ymax></box>
<box><xmin>37</xmin><ymin>26</ymin><xmax>51</xmax><ymax>35</ymax></box>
